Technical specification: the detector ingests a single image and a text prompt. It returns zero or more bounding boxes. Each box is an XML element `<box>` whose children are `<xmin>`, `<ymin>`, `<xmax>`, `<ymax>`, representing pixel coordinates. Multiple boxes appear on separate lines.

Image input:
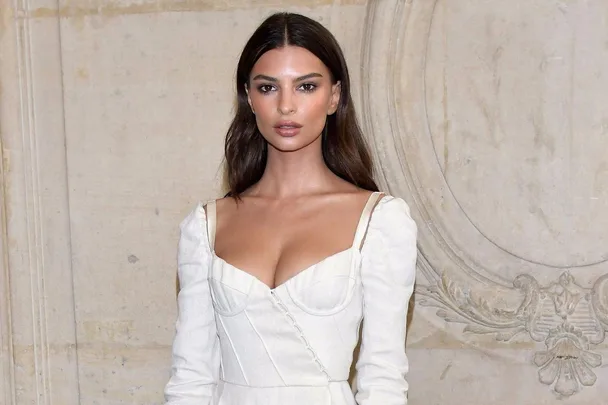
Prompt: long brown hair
<box><xmin>224</xmin><ymin>12</ymin><xmax>378</xmax><ymax>197</ymax></box>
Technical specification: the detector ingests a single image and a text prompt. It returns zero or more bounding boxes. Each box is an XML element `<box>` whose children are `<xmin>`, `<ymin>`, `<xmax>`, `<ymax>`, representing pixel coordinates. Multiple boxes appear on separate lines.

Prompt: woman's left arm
<box><xmin>355</xmin><ymin>196</ymin><xmax>418</xmax><ymax>405</ymax></box>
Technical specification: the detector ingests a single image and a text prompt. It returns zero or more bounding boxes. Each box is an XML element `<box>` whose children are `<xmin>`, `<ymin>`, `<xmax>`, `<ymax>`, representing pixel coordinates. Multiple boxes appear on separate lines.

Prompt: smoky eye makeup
<box><xmin>298</xmin><ymin>82</ymin><xmax>318</xmax><ymax>93</ymax></box>
<box><xmin>254</xmin><ymin>81</ymin><xmax>321</xmax><ymax>95</ymax></box>
<box><xmin>251</xmin><ymin>72</ymin><xmax>324</xmax><ymax>95</ymax></box>
<box><xmin>256</xmin><ymin>84</ymin><xmax>276</xmax><ymax>94</ymax></box>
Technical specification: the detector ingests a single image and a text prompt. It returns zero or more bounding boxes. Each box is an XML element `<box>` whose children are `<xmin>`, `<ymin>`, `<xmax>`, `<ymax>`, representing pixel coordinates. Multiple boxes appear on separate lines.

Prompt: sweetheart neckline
<box><xmin>212</xmin><ymin>247</ymin><xmax>356</xmax><ymax>292</ymax></box>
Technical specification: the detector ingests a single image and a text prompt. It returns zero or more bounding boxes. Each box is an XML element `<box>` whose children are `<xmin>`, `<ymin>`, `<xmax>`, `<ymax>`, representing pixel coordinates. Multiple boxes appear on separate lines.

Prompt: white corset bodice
<box><xmin>165</xmin><ymin>193</ymin><xmax>417</xmax><ymax>405</ymax></box>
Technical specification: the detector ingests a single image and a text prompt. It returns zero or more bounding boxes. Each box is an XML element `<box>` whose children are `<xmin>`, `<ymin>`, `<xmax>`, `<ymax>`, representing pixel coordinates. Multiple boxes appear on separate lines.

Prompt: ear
<box><xmin>328</xmin><ymin>81</ymin><xmax>341</xmax><ymax>115</ymax></box>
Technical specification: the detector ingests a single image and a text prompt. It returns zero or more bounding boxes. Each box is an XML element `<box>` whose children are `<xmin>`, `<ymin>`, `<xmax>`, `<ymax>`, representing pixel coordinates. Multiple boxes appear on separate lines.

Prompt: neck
<box><xmin>250</xmin><ymin>138</ymin><xmax>335</xmax><ymax>199</ymax></box>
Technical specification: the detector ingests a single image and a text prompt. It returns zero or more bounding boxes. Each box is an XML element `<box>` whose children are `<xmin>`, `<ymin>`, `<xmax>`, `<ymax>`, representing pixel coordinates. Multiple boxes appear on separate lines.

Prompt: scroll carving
<box><xmin>418</xmin><ymin>272</ymin><xmax>608</xmax><ymax>396</ymax></box>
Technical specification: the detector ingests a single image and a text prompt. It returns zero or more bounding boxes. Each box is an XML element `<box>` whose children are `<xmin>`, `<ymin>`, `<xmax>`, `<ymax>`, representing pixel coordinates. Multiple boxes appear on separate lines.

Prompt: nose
<box><xmin>278</xmin><ymin>89</ymin><xmax>296</xmax><ymax>115</ymax></box>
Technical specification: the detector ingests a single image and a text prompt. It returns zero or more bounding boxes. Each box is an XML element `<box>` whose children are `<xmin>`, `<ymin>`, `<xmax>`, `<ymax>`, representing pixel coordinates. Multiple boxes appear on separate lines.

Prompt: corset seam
<box><xmin>217</xmin><ymin>315</ymin><xmax>250</xmax><ymax>385</ymax></box>
<box><xmin>243</xmin><ymin>309</ymin><xmax>287</xmax><ymax>385</ymax></box>
<box><xmin>270</xmin><ymin>290</ymin><xmax>333</xmax><ymax>382</ymax></box>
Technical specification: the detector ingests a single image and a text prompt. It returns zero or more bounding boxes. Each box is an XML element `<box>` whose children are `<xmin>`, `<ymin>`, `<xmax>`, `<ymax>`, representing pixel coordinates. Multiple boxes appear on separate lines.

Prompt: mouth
<box><xmin>273</xmin><ymin>121</ymin><xmax>302</xmax><ymax>137</ymax></box>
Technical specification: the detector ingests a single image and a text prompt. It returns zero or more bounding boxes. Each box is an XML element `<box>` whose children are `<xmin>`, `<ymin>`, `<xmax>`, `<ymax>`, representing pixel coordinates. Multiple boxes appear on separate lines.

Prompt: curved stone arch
<box><xmin>361</xmin><ymin>0</ymin><xmax>608</xmax><ymax>397</ymax></box>
<box><xmin>361</xmin><ymin>0</ymin><xmax>514</xmax><ymax>287</ymax></box>
<box><xmin>362</xmin><ymin>0</ymin><xmax>608</xmax><ymax>284</ymax></box>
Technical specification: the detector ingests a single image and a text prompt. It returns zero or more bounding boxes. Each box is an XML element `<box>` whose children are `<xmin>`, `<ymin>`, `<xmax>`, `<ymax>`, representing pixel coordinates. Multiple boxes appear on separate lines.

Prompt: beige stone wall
<box><xmin>2</xmin><ymin>0</ymin><xmax>608</xmax><ymax>404</ymax></box>
<box><xmin>0</xmin><ymin>1</ymin><xmax>368</xmax><ymax>404</ymax></box>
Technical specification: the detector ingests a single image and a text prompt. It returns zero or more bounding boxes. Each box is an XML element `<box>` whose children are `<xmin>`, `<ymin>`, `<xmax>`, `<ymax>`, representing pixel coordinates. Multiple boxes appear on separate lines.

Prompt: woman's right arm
<box><xmin>164</xmin><ymin>204</ymin><xmax>220</xmax><ymax>405</ymax></box>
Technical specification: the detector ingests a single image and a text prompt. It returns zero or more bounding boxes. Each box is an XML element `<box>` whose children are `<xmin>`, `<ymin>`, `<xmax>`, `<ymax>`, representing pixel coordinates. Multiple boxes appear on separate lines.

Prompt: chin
<box><xmin>265</xmin><ymin>132</ymin><xmax>321</xmax><ymax>153</ymax></box>
<box><xmin>269</xmin><ymin>138</ymin><xmax>311</xmax><ymax>153</ymax></box>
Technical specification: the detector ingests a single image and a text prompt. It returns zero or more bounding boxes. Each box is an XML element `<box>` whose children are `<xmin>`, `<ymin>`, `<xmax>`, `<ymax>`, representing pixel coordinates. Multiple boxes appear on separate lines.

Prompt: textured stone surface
<box><xmin>1</xmin><ymin>0</ymin><xmax>607</xmax><ymax>404</ymax></box>
<box><xmin>1</xmin><ymin>1</ymin><xmax>367</xmax><ymax>404</ymax></box>
<box><xmin>363</xmin><ymin>0</ymin><xmax>608</xmax><ymax>403</ymax></box>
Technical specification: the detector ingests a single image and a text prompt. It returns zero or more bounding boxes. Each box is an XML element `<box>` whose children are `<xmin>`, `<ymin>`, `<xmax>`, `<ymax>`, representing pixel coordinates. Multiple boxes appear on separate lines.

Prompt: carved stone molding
<box><xmin>362</xmin><ymin>0</ymin><xmax>608</xmax><ymax>398</ymax></box>
<box><xmin>417</xmin><ymin>269</ymin><xmax>608</xmax><ymax>397</ymax></box>
<box><xmin>1</xmin><ymin>144</ymin><xmax>15</xmax><ymax>405</ymax></box>
<box><xmin>0</xmin><ymin>0</ymin><xmax>80</xmax><ymax>403</ymax></box>
<box><xmin>1</xmin><ymin>5</ymin><xmax>19</xmax><ymax>403</ymax></box>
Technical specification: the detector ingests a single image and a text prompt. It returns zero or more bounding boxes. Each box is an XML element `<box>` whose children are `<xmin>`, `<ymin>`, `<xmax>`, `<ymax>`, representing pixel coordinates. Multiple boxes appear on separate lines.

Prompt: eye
<box><xmin>257</xmin><ymin>84</ymin><xmax>275</xmax><ymax>94</ymax></box>
<box><xmin>299</xmin><ymin>83</ymin><xmax>317</xmax><ymax>93</ymax></box>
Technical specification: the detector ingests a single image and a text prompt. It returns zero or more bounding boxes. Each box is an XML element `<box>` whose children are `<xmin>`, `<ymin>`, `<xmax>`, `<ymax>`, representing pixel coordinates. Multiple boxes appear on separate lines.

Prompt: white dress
<box><xmin>164</xmin><ymin>192</ymin><xmax>418</xmax><ymax>405</ymax></box>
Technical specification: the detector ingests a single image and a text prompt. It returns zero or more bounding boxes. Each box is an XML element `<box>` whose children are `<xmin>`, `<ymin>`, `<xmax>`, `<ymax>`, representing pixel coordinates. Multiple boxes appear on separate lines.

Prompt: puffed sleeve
<box><xmin>355</xmin><ymin>196</ymin><xmax>417</xmax><ymax>405</ymax></box>
<box><xmin>164</xmin><ymin>204</ymin><xmax>221</xmax><ymax>404</ymax></box>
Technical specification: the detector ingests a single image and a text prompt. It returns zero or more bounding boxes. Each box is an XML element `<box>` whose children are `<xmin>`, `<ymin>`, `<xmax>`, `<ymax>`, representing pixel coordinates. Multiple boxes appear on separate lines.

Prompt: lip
<box><xmin>273</xmin><ymin>121</ymin><xmax>302</xmax><ymax>137</ymax></box>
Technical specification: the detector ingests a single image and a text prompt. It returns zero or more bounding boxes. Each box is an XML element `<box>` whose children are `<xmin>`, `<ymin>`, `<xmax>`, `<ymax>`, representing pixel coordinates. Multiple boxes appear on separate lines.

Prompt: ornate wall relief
<box><xmin>362</xmin><ymin>0</ymin><xmax>608</xmax><ymax>398</ymax></box>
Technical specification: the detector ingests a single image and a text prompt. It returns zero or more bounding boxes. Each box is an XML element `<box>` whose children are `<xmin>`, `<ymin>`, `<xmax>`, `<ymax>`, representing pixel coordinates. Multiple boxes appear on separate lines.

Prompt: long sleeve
<box><xmin>164</xmin><ymin>204</ymin><xmax>221</xmax><ymax>404</ymax></box>
<box><xmin>355</xmin><ymin>196</ymin><xmax>418</xmax><ymax>405</ymax></box>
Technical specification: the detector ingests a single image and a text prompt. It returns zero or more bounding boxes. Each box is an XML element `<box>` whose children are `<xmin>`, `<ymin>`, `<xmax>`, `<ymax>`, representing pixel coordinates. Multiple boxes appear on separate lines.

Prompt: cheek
<box><xmin>302</xmin><ymin>97</ymin><xmax>331</xmax><ymax>127</ymax></box>
<box><xmin>250</xmin><ymin>97</ymin><xmax>276</xmax><ymax>124</ymax></box>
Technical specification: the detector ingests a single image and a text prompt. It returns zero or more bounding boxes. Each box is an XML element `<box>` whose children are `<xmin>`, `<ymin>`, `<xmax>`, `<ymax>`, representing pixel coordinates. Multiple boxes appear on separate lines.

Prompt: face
<box><xmin>246</xmin><ymin>46</ymin><xmax>341</xmax><ymax>153</ymax></box>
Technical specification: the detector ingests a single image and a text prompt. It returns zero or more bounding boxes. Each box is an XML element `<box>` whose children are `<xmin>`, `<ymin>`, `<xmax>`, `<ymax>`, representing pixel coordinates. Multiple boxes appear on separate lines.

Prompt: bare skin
<box><xmin>212</xmin><ymin>46</ymin><xmax>374</xmax><ymax>289</ymax></box>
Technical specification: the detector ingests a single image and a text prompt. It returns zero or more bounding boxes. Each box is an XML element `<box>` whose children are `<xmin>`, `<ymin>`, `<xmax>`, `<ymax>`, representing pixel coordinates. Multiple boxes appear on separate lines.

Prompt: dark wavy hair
<box><xmin>224</xmin><ymin>12</ymin><xmax>378</xmax><ymax>197</ymax></box>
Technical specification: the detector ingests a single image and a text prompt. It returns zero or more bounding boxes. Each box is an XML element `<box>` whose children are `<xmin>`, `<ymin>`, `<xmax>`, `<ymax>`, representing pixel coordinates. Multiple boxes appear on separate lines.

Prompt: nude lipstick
<box><xmin>273</xmin><ymin>121</ymin><xmax>302</xmax><ymax>137</ymax></box>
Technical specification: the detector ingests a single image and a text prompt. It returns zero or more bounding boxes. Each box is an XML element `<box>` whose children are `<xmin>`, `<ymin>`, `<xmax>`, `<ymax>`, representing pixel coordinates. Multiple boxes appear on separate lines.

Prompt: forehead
<box><xmin>251</xmin><ymin>46</ymin><xmax>331</xmax><ymax>78</ymax></box>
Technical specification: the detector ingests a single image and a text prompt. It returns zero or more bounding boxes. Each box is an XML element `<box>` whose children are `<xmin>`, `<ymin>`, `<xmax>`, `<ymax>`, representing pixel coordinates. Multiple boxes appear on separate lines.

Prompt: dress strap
<box><xmin>205</xmin><ymin>200</ymin><xmax>217</xmax><ymax>251</ymax></box>
<box><xmin>352</xmin><ymin>191</ymin><xmax>384</xmax><ymax>250</ymax></box>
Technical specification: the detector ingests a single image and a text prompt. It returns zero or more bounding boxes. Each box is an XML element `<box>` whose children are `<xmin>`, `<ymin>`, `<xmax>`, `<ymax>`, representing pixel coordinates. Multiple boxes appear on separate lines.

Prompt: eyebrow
<box><xmin>251</xmin><ymin>73</ymin><xmax>323</xmax><ymax>82</ymax></box>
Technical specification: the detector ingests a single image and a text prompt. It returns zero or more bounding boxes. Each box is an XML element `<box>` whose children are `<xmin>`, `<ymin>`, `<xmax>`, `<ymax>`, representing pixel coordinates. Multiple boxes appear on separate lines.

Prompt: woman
<box><xmin>164</xmin><ymin>12</ymin><xmax>417</xmax><ymax>405</ymax></box>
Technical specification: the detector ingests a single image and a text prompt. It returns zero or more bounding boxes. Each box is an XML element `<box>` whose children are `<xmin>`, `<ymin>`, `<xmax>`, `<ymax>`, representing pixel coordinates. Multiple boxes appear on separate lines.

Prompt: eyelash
<box><xmin>256</xmin><ymin>83</ymin><xmax>318</xmax><ymax>94</ymax></box>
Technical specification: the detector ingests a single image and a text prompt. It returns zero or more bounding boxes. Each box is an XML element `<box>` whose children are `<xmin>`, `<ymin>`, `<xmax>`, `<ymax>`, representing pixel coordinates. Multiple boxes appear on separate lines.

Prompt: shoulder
<box><xmin>373</xmin><ymin>194</ymin><xmax>413</xmax><ymax>221</ymax></box>
<box><xmin>180</xmin><ymin>196</ymin><xmax>229</xmax><ymax>224</ymax></box>
<box><xmin>180</xmin><ymin>201</ymin><xmax>204</xmax><ymax>223</ymax></box>
<box><xmin>178</xmin><ymin>201</ymin><xmax>211</xmax><ymax>237</ymax></box>
<box><xmin>213</xmin><ymin>196</ymin><xmax>237</xmax><ymax>219</ymax></box>
<box><xmin>177</xmin><ymin>202</ymin><xmax>213</xmax><ymax>258</ymax></box>
<box><xmin>368</xmin><ymin>194</ymin><xmax>417</xmax><ymax>236</ymax></box>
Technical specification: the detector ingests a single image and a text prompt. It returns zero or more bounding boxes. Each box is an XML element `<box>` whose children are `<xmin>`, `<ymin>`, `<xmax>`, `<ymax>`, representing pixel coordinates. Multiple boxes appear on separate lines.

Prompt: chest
<box><xmin>213</xmin><ymin>205</ymin><xmax>361</xmax><ymax>289</ymax></box>
<box><xmin>208</xmin><ymin>245</ymin><xmax>363</xmax><ymax>316</ymax></box>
